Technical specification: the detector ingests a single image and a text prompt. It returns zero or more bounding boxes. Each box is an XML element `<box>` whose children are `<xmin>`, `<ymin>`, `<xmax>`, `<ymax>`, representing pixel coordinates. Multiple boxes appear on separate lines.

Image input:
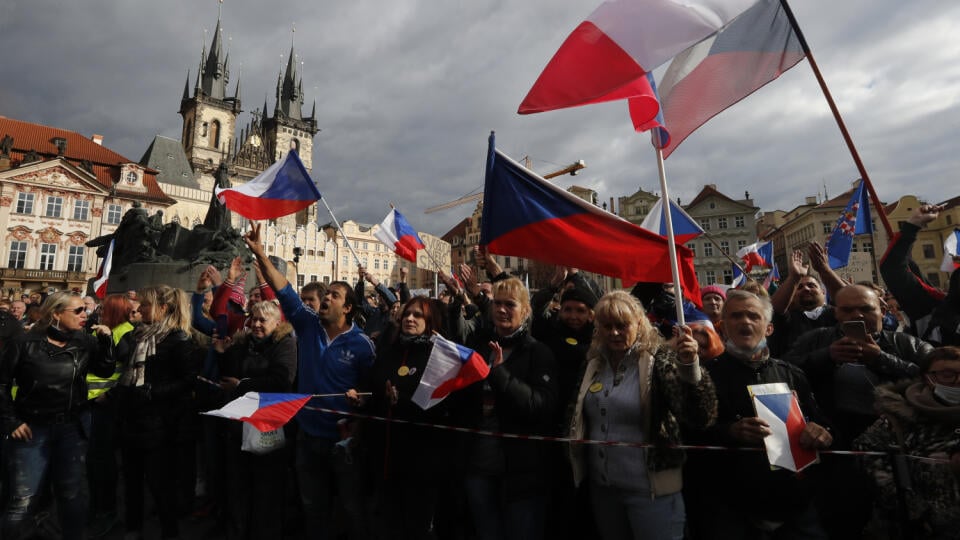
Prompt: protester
<box><xmin>699</xmin><ymin>285</ymin><xmax>725</xmax><ymax>328</ymax></box>
<box><xmin>568</xmin><ymin>291</ymin><xmax>716</xmax><ymax>540</ymax></box>
<box><xmin>453</xmin><ymin>272</ymin><xmax>558</xmax><ymax>540</ymax></box>
<box><xmin>116</xmin><ymin>285</ymin><xmax>197</xmax><ymax>540</ymax></box>
<box><xmin>687</xmin><ymin>290</ymin><xmax>833</xmax><ymax>539</ymax></box>
<box><xmin>853</xmin><ymin>346</ymin><xmax>960</xmax><ymax>538</ymax></box>
<box><xmin>213</xmin><ymin>300</ymin><xmax>297</xmax><ymax>540</ymax></box>
<box><xmin>9</xmin><ymin>300</ymin><xmax>26</xmax><ymax>326</ymax></box>
<box><xmin>355</xmin><ymin>265</ymin><xmax>399</xmax><ymax>341</ymax></box>
<box><xmin>0</xmin><ymin>292</ymin><xmax>114</xmax><ymax>540</ymax></box>
<box><xmin>243</xmin><ymin>223</ymin><xmax>374</xmax><ymax>540</ymax></box>
<box><xmin>361</xmin><ymin>296</ymin><xmax>465</xmax><ymax>540</ymax></box>
<box><xmin>86</xmin><ymin>294</ymin><xmax>136</xmax><ymax>538</ymax></box>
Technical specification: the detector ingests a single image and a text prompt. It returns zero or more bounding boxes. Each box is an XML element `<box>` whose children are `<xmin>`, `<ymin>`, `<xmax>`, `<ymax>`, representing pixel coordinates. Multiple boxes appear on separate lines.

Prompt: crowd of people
<box><xmin>0</xmin><ymin>203</ymin><xmax>957</xmax><ymax>540</ymax></box>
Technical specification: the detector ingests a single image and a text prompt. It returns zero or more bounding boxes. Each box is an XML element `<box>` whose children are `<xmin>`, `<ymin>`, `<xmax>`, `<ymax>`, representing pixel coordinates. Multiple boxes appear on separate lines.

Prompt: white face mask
<box><xmin>932</xmin><ymin>384</ymin><xmax>960</xmax><ymax>405</ymax></box>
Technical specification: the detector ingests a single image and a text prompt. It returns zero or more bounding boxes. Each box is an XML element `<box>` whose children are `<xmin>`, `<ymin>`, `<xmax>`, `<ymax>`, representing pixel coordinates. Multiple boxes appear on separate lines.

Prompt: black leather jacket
<box><xmin>0</xmin><ymin>327</ymin><xmax>114</xmax><ymax>433</ymax></box>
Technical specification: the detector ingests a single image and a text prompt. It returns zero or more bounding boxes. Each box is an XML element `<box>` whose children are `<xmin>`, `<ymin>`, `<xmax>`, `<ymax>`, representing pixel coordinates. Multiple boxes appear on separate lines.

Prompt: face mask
<box><xmin>724</xmin><ymin>337</ymin><xmax>768</xmax><ymax>362</ymax></box>
<box><xmin>932</xmin><ymin>383</ymin><xmax>960</xmax><ymax>405</ymax></box>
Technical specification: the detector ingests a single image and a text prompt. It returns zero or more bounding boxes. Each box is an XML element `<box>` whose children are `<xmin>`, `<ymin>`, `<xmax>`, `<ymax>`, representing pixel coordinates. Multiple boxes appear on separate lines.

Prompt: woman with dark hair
<box><xmin>363</xmin><ymin>296</ymin><xmax>461</xmax><ymax>540</ymax></box>
<box><xmin>0</xmin><ymin>292</ymin><xmax>114</xmax><ymax>540</ymax></box>
<box><xmin>115</xmin><ymin>285</ymin><xmax>197</xmax><ymax>540</ymax></box>
<box><xmin>86</xmin><ymin>293</ymin><xmax>136</xmax><ymax>537</ymax></box>
<box><xmin>854</xmin><ymin>346</ymin><xmax>960</xmax><ymax>538</ymax></box>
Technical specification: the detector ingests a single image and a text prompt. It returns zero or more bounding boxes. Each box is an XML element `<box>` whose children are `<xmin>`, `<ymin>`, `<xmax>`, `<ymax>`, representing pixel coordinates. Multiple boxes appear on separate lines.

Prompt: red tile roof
<box><xmin>0</xmin><ymin>117</ymin><xmax>175</xmax><ymax>205</ymax></box>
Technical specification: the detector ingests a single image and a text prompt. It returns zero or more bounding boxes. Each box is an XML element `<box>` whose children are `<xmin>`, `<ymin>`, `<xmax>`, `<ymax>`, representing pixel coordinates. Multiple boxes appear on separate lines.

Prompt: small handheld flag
<box><xmin>639</xmin><ymin>196</ymin><xmax>703</xmax><ymax>244</ymax></box>
<box><xmin>374</xmin><ymin>208</ymin><xmax>426</xmax><ymax>263</ymax></box>
<box><xmin>748</xmin><ymin>382</ymin><xmax>818</xmax><ymax>472</ymax></box>
<box><xmin>737</xmin><ymin>241</ymin><xmax>773</xmax><ymax>273</ymax></box>
<box><xmin>940</xmin><ymin>229</ymin><xmax>960</xmax><ymax>272</ymax></box>
<box><xmin>411</xmin><ymin>335</ymin><xmax>489</xmax><ymax>410</ymax></box>
<box><xmin>203</xmin><ymin>392</ymin><xmax>312</xmax><ymax>432</ymax></box>
<box><xmin>92</xmin><ymin>239</ymin><xmax>115</xmax><ymax>298</ymax></box>
<box><xmin>825</xmin><ymin>181</ymin><xmax>873</xmax><ymax>269</ymax></box>
<box><xmin>215</xmin><ymin>151</ymin><xmax>321</xmax><ymax>220</ymax></box>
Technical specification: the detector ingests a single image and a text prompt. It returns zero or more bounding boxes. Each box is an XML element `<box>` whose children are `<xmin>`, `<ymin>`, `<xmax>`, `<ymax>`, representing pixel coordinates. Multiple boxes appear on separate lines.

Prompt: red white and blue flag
<box><xmin>940</xmin><ymin>229</ymin><xmax>960</xmax><ymax>272</ymax></box>
<box><xmin>480</xmin><ymin>133</ymin><xmax>701</xmax><ymax>305</ymax></box>
<box><xmin>518</xmin><ymin>0</ymin><xmax>761</xmax><ymax>115</ymax></box>
<box><xmin>825</xmin><ymin>180</ymin><xmax>873</xmax><ymax>269</ymax></box>
<box><xmin>412</xmin><ymin>335</ymin><xmax>490</xmax><ymax>410</ymax></box>
<box><xmin>629</xmin><ymin>73</ymin><xmax>671</xmax><ymax>148</ymax></box>
<box><xmin>732</xmin><ymin>263</ymin><xmax>746</xmax><ymax>287</ymax></box>
<box><xmin>92</xmin><ymin>239</ymin><xmax>115</xmax><ymax>299</ymax></box>
<box><xmin>640</xmin><ymin>196</ymin><xmax>704</xmax><ymax>243</ymax></box>
<box><xmin>737</xmin><ymin>241</ymin><xmax>774</xmax><ymax>273</ymax></box>
<box><xmin>749</xmin><ymin>382</ymin><xmax>818</xmax><ymax>472</ymax></box>
<box><xmin>203</xmin><ymin>392</ymin><xmax>312</xmax><ymax>432</ymax></box>
<box><xmin>763</xmin><ymin>261</ymin><xmax>781</xmax><ymax>290</ymax></box>
<box><xmin>374</xmin><ymin>208</ymin><xmax>426</xmax><ymax>263</ymax></box>
<box><xmin>658</xmin><ymin>0</ymin><xmax>806</xmax><ymax>158</ymax></box>
<box><xmin>215</xmin><ymin>151</ymin><xmax>321</xmax><ymax>220</ymax></box>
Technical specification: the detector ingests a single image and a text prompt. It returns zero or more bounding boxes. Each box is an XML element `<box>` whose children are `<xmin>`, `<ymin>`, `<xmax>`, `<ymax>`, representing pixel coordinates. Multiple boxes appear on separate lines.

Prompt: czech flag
<box><xmin>639</xmin><ymin>196</ymin><xmax>704</xmax><ymax>244</ymax></box>
<box><xmin>629</xmin><ymin>73</ymin><xmax>671</xmax><ymax>149</ymax></box>
<box><xmin>940</xmin><ymin>228</ymin><xmax>960</xmax><ymax>272</ymax></box>
<box><xmin>481</xmin><ymin>132</ymin><xmax>701</xmax><ymax>305</ymax></box>
<box><xmin>374</xmin><ymin>208</ymin><xmax>426</xmax><ymax>263</ymax></box>
<box><xmin>737</xmin><ymin>241</ymin><xmax>774</xmax><ymax>273</ymax></box>
<box><xmin>92</xmin><ymin>239</ymin><xmax>114</xmax><ymax>298</ymax></box>
<box><xmin>658</xmin><ymin>0</ymin><xmax>806</xmax><ymax>158</ymax></box>
<box><xmin>412</xmin><ymin>335</ymin><xmax>490</xmax><ymax>410</ymax></box>
<box><xmin>203</xmin><ymin>392</ymin><xmax>312</xmax><ymax>432</ymax></box>
<box><xmin>215</xmin><ymin>151</ymin><xmax>321</xmax><ymax>220</ymax></box>
<box><xmin>518</xmin><ymin>0</ymin><xmax>761</xmax><ymax>115</ymax></box>
<box><xmin>749</xmin><ymin>382</ymin><xmax>819</xmax><ymax>472</ymax></box>
<box><xmin>731</xmin><ymin>263</ymin><xmax>746</xmax><ymax>287</ymax></box>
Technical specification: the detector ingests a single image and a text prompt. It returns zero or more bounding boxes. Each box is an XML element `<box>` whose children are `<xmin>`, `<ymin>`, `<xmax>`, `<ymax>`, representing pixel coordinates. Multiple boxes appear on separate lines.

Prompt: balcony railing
<box><xmin>0</xmin><ymin>268</ymin><xmax>88</xmax><ymax>281</ymax></box>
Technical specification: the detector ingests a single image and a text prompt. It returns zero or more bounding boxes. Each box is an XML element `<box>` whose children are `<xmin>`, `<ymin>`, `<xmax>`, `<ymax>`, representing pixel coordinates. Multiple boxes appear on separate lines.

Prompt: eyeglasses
<box><xmin>66</xmin><ymin>306</ymin><xmax>85</xmax><ymax>315</ymax></box>
<box><xmin>927</xmin><ymin>370</ymin><xmax>960</xmax><ymax>385</ymax></box>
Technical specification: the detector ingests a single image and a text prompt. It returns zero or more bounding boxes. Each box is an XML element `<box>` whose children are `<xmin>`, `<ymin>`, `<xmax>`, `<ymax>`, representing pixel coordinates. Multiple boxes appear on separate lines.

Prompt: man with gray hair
<box><xmin>685</xmin><ymin>289</ymin><xmax>832</xmax><ymax>539</ymax></box>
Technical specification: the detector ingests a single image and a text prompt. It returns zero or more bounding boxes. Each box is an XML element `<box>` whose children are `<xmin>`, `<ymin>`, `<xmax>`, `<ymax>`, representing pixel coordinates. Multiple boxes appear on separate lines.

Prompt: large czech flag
<box><xmin>480</xmin><ymin>132</ymin><xmax>700</xmax><ymax>305</ymax></box>
<box><xmin>374</xmin><ymin>208</ymin><xmax>426</xmax><ymax>263</ymax></box>
<box><xmin>215</xmin><ymin>151</ymin><xmax>321</xmax><ymax>220</ymax></box>
<box><xmin>203</xmin><ymin>392</ymin><xmax>312</xmax><ymax>432</ymax></box>
<box><xmin>518</xmin><ymin>0</ymin><xmax>761</xmax><ymax>115</ymax></box>
<box><xmin>749</xmin><ymin>382</ymin><xmax>818</xmax><ymax>472</ymax></box>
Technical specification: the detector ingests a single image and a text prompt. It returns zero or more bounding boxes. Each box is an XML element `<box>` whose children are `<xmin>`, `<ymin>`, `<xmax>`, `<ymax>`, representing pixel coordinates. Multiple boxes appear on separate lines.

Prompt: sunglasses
<box><xmin>66</xmin><ymin>306</ymin><xmax>86</xmax><ymax>315</ymax></box>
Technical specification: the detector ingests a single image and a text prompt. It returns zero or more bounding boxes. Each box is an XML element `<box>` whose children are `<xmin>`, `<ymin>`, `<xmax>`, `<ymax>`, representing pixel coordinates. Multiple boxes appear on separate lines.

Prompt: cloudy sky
<box><xmin>1</xmin><ymin>0</ymin><xmax>957</xmax><ymax>237</ymax></box>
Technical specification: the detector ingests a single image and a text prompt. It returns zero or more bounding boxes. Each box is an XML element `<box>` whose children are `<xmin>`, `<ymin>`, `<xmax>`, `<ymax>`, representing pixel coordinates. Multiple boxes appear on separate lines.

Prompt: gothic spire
<box><xmin>201</xmin><ymin>15</ymin><xmax>229</xmax><ymax>100</ymax></box>
<box><xmin>278</xmin><ymin>44</ymin><xmax>303</xmax><ymax>120</ymax></box>
<box><xmin>182</xmin><ymin>70</ymin><xmax>190</xmax><ymax>101</ymax></box>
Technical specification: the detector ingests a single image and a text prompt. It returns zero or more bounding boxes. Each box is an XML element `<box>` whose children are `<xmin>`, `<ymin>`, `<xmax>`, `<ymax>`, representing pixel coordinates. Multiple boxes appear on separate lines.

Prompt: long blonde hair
<box><xmin>137</xmin><ymin>285</ymin><xmax>192</xmax><ymax>337</ymax></box>
<box><xmin>590</xmin><ymin>290</ymin><xmax>662</xmax><ymax>356</ymax></box>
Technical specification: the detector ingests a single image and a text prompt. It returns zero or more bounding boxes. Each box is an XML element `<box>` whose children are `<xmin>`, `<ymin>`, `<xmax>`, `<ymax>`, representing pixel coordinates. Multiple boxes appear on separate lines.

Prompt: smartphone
<box><xmin>215</xmin><ymin>314</ymin><xmax>230</xmax><ymax>338</ymax></box>
<box><xmin>842</xmin><ymin>320</ymin><xmax>868</xmax><ymax>342</ymax></box>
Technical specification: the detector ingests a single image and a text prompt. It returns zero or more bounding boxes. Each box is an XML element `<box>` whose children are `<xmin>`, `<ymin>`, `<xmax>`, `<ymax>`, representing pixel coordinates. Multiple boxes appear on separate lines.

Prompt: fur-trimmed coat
<box><xmin>568</xmin><ymin>345</ymin><xmax>717</xmax><ymax>495</ymax></box>
<box><xmin>218</xmin><ymin>322</ymin><xmax>297</xmax><ymax>401</ymax></box>
<box><xmin>853</xmin><ymin>381</ymin><xmax>960</xmax><ymax>539</ymax></box>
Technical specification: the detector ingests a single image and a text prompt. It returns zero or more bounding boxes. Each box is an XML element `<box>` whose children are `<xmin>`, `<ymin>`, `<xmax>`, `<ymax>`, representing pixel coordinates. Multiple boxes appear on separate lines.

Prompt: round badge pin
<box><xmin>397</xmin><ymin>366</ymin><xmax>410</xmax><ymax>376</ymax></box>
<box><xmin>565</xmin><ymin>337</ymin><xmax>578</xmax><ymax>345</ymax></box>
<box><xmin>589</xmin><ymin>382</ymin><xmax>603</xmax><ymax>393</ymax></box>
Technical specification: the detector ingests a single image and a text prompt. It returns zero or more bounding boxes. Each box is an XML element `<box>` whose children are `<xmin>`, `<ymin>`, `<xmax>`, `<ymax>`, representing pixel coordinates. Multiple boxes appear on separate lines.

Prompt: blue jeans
<box><xmin>589</xmin><ymin>482</ymin><xmax>685</xmax><ymax>540</ymax></box>
<box><xmin>463</xmin><ymin>474</ymin><xmax>546</xmax><ymax>540</ymax></box>
<box><xmin>3</xmin><ymin>411</ymin><xmax>91</xmax><ymax>540</ymax></box>
<box><xmin>296</xmin><ymin>434</ymin><xmax>367</xmax><ymax>540</ymax></box>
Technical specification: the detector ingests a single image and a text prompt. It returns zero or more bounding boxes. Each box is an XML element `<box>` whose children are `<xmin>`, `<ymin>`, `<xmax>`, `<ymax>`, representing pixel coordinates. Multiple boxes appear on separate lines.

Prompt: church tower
<box><xmin>179</xmin><ymin>13</ymin><xmax>241</xmax><ymax>178</ymax></box>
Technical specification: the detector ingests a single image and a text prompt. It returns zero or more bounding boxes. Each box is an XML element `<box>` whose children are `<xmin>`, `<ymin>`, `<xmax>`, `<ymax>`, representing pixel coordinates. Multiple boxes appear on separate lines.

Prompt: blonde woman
<box><xmin>568</xmin><ymin>291</ymin><xmax>716</xmax><ymax>540</ymax></box>
<box><xmin>115</xmin><ymin>285</ymin><xmax>197</xmax><ymax>540</ymax></box>
<box><xmin>0</xmin><ymin>292</ymin><xmax>113</xmax><ymax>540</ymax></box>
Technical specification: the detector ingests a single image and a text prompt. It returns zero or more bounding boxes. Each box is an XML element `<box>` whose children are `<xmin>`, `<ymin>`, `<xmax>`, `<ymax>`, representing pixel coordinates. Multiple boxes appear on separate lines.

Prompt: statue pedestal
<box><xmin>89</xmin><ymin>263</ymin><xmax>209</xmax><ymax>296</ymax></box>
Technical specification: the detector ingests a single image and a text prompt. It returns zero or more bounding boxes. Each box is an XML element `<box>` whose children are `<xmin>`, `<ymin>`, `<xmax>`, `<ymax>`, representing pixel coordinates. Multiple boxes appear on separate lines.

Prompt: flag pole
<box><xmin>319</xmin><ymin>197</ymin><xmax>363</xmax><ymax>267</ymax></box>
<box><xmin>653</xmin><ymin>146</ymin><xmax>686</xmax><ymax>325</ymax></box>
<box><xmin>699</xmin><ymin>229</ymin><xmax>748</xmax><ymax>275</ymax></box>
<box><xmin>779</xmin><ymin>0</ymin><xmax>892</xmax><ymax>238</ymax></box>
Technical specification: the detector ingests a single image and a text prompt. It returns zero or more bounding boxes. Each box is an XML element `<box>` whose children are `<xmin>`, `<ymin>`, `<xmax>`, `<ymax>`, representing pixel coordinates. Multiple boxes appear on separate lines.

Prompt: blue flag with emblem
<box><xmin>825</xmin><ymin>180</ymin><xmax>873</xmax><ymax>269</ymax></box>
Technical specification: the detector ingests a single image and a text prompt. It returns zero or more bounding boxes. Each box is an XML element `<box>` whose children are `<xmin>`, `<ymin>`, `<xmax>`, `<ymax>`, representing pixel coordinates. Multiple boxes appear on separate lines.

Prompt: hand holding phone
<box><xmin>841</xmin><ymin>320</ymin><xmax>868</xmax><ymax>342</ymax></box>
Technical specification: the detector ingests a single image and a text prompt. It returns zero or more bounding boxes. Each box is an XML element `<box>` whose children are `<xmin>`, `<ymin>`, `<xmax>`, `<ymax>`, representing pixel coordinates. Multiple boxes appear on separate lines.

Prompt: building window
<box><xmin>39</xmin><ymin>243</ymin><xmax>57</xmax><ymax>270</ymax></box>
<box><xmin>504</xmin><ymin>256</ymin><xmax>511</xmax><ymax>268</ymax></box>
<box><xmin>67</xmin><ymin>246</ymin><xmax>84</xmax><ymax>272</ymax></box>
<box><xmin>704</xmin><ymin>243</ymin><xmax>714</xmax><ymax>257</ymax></box>
<box><xmin>342</xmin><ymin>255</ymin><xmax>349</xmax><ymax>266</ymax></box>
<box><xmin>699</xmin><ymin>218</ymin><xmax>710</xmax><ymax>231</ymax></box>
<box><xmin>709</xmin><ymin>202</ymin><xmax>716</xmax><ymax>209</ymax></box>
<box><xmin>374</xmin><ymin>259</ymin><xmax>380</xmax><ymax>270</ymax></box>
<box><xmin>922</xmin><ymin>244</ymin><xmax>936</xmax><ymax>259</ymax></box>
<box><xmin>323</xmin><ymin>276</ymin><xmax>330</xmax><ymax>285</ymax></box>
<box><xmin>686</xmin><ymin>243</ymin><xmax>696</xmax><ymax>257</ymax></box>
<box><xmin>735</xmin><ymin>216</ymin><xmax>745</xmax><ymax>228</ymax></box>
<box><xmin>310</xmin><ymin>275</ymin><xmax>318</xmax><ymax>283</ymax></box>
<box><xmin>926</xmin><ymin>273</ymin><xmax>942</xmax><ymax>287</ymax></box>
<box><xmin>73</xmin><ymin>200</ymin><xmax>90</xmax><ymax>221</ymax></box>
<box><xmin>8</xmin><ymin>241</ymin><xmax>27</xmax><ymax>269</ymax></box>
<box><xmin>737</xmin><ymin>240</ymin><xmax>747</xmax><ymax>250</ymax></box>
<box><xmin>16</xmin><ymin>193</ymin><xmax>35</xmax><ymax>214</ymax></box>
<box><xmin>947</xmin><ymin>215</ymin><xmax>953</xmax><ymax>225</ymax></box>
<box><xmin>862</xmin><ymin>241</ymin><xmax>873</xmax><ymax>253</ymax></box>
<box><xmin>45</xmin><ymin>196</ymin><xmax>64</xmax><ymax>218</ymax></box>
<box><xmin>720</xmin><ymin>240</ymin><xmax>730</xmax><ymax>254</ymax></box>
<box><xmin>718</xmin><ymin>217</ymin><xmax>728</xmax><ymax>229</ymax></box>
<box><xmin>107</xmin><ymin>204</ymin><xmax>123</xmax><ymax>225</ymax></box>
<box><xmin>723</xmin><ymin>269</ymin><xmax>733</xmax><ymax>284</ymax></box>
<box><xmin>851</xmin><ymin>243</ymin><xmax>858</xmax><ymax>253</ymax></box>
<box><xmin>297</xmin><ymin>274</ymin><xmax>305</xmax><ymax>289</ymax></box>
<box><xmin>343</xmin><ymin>239</ymin><xmax>350</xmax><ymax>247</ymax></box>
<box><xmin>363</xmin><ymin>242</ymin><xmax>368</xmax><ymax>250</ymax></box>
<box><xmin>209</xmin><ymin>120</ymin><xmax>221</xmax><ymax>149</ymax></box>
<box><xmin>822</xmin><ymin>222</ymin><xmax>833</xmax><ymax>234</ymax></box>
<box><xmin>705</xmin><ymin>270</ymin><xmax>716</xmax><ymax>284</ymax></box>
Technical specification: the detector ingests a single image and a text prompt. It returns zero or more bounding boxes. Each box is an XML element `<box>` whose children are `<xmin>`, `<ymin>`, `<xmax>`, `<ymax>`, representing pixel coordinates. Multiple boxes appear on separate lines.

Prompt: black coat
<box><xmin>0</xmin><ymin>327</ymin><xmax>113</xmax><ymax>433</ymax></box>
<box><xmin>116</xmin><ymin>329</ymin><xmax>198</xmax><ymax>448</ymax></box>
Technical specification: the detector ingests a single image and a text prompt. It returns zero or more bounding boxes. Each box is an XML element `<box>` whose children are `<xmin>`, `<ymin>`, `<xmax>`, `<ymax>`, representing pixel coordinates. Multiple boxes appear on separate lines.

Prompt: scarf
<box><xmin>118</xmin><ymin>323</ymin><xmax>170</xmax><ymax>388</ymax></box>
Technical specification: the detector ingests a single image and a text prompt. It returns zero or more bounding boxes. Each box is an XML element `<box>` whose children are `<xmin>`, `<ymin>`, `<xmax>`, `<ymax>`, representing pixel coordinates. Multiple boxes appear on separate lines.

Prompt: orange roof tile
<box><xmin>0</xmin><ymin>117</ymin><xmax>175</xmax><ymax>205</ymax></box>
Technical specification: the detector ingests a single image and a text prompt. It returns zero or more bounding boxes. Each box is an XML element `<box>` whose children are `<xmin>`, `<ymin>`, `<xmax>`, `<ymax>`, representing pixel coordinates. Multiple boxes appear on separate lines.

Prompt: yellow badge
<box><xmin>397</xmin><ymin>366</ymin><xmax>410</xmax><ymax>377</ymax></box>
<box><xmin>589</xmin><ymin>382</ymin><xmax>603</xmax><ymax>393</ymax></box>
<box><xmin>565</xmin><ymin>337</ymin><xmax>578</xmax><ymax>346</ymax></box>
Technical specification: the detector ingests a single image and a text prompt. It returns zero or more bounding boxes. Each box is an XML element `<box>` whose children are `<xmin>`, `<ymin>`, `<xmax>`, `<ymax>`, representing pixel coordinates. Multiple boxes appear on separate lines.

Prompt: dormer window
<box><xmin>126</xmin><ymin>171</ymin><xmax>139</xmax><ymax>185</ymax></box>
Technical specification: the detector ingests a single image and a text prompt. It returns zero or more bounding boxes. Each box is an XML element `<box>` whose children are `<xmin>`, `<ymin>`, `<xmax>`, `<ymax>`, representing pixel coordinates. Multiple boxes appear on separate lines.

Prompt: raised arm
<box><xmin>771</xmin><ymin>249</ymin><xmax>806</xmax><ymax>314</ymax></box>
<box><xmin>243</xmin><ymin>223</ymin><xmax>289</xmax><ymax>292</ymax></box>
